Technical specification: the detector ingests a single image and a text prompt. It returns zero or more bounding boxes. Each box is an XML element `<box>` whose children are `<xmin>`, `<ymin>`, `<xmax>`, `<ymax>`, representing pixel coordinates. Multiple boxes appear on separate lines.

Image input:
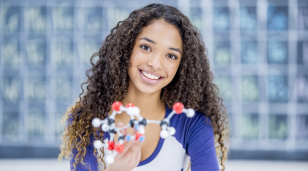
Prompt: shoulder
<box><xmin>170</xmin><ymin>108</ymin><xmax>212</xmax><ymax>135</ymax></box>
<box><xmin>189</xmin><ymin>110</ymin><xmax>212</xmax><ymax>128</ymax></box>
<box><xmin>185</xmin><ymin>111</ymin><xmax>215</xmax><ymax>147</ymax></box>
<box><xmin>183</xmin><ymin>110</ymin><xmax>214</xmax><ymax>144</ymax></box>
<box><xmin>169</xmin><ymin>108</ymin><xmax>213</xmax><ymax>146</ymax></box>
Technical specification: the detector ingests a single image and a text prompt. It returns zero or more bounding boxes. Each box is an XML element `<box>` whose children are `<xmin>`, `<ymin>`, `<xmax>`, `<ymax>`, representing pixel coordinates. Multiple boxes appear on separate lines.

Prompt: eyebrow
<box><xmin>139</xmin><ymin>37</ymin><xmax>182</xmax><ymax>54</ymax></box>
<box><xmin>169</xmin><ymin>47</ymin><xmax>182</xmax><ymax>54</ymax></box>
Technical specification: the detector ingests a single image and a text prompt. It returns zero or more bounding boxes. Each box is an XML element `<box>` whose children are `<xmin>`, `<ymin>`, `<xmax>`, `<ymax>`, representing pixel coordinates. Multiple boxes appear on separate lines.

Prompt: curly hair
<box><xmin>58</xmin><ymin>3</ymin><xmax>230</xmax><ymax>171</ymax></box>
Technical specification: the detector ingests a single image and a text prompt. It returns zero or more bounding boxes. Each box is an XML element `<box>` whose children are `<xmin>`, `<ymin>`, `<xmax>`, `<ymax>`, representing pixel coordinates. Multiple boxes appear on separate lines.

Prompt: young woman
<box><xmin>59</xmin><ymin>3</ymin><xmax>230</xmax><ymax>171</ymax></box>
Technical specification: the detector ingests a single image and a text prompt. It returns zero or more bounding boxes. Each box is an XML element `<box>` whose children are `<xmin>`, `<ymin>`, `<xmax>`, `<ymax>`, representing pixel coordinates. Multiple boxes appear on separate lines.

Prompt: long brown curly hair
<box><xmin>59</xmin><ymin>3</ymin><xmax>230</xmax><ymax>171</ymax></box>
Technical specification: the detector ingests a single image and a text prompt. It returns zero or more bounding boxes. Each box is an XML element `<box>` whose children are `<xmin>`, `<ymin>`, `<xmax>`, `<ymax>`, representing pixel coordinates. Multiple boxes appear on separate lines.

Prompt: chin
<box><xmin>128</xmin><ymin>79</ymin><xmax>162</xmax><ymax>95</ymax></box>
<box><xmin>137</xmin><ymin>84</ymin><xmax>162</xmax><ymax>94</ymax></box>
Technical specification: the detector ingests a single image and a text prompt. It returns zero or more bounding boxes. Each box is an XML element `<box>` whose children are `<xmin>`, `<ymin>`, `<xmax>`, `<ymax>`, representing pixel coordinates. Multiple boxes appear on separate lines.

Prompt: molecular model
<box><xmin>91</xmin><ymin>101</ymin><xmax>195</xmax><ymax>164</ymax></box>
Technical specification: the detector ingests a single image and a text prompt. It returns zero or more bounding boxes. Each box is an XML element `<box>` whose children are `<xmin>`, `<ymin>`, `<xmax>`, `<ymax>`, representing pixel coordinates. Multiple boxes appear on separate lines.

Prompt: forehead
<box><xmin>136</xmin><ymin>19</ymin><xmax>183</xmax><ymax>50</ymax></box>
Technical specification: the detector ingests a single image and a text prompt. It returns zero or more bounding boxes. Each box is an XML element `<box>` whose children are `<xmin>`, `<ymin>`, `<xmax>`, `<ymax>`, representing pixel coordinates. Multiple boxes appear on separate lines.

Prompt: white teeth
<box><xmin>141</xmin><ymin>71</ymin><xmax>160</xmax><ymax>80</ymax></box>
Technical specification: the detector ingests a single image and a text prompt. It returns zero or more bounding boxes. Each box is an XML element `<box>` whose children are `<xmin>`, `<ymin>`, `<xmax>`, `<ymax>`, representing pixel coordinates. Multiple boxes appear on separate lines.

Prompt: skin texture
<box><xmin>128</xmin><ymin>19</ymin><xmax>182</xmax><ymax>95</ymax></box>
<box><xmin>59</xmin><ymin>3</ymin><xmax>230</xmax><ymax>171</ymax></box>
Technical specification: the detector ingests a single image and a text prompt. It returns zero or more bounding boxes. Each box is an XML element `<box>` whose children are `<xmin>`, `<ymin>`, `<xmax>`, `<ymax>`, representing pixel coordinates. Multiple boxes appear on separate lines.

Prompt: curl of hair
<box><xmin>58</xmin><ymin>3</ymin><xmax>230</xmax><ymax>171</ymax></box>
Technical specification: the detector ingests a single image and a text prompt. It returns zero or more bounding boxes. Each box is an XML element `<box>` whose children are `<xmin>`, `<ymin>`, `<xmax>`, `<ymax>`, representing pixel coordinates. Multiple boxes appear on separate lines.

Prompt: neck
<box><xmin>120</xmin><ymin>81</ymin><xmax>165</xmax><ymax>120</ymax></box>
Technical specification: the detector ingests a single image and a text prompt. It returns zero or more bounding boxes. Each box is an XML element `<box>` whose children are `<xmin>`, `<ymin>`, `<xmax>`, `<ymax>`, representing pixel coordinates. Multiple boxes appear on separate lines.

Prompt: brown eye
<box><xmin>167</xmin><ymin>53</ymin><xmax>178</xmax><ymax>60</ymax></box>
<box><xmin>140</xmin><ymin>44</ymin><xmax>151</xmax><ymax>51</ymax></box>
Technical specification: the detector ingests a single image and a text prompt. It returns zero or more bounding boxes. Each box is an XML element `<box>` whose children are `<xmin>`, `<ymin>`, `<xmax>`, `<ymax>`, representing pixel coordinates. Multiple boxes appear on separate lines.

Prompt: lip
<box><xmin>139</xmin><ymin>69</ymin><xmax>164</xmax><ymax>84</ymax></box>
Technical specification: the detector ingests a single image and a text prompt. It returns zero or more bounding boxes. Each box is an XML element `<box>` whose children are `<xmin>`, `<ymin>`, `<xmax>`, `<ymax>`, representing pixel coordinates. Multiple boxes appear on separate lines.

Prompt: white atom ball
<box><xmin>126</xmin><ymin>107</ymin><xmax>134</xmax><ymax>115</ymax></box>
<box><xmin>127</xmin><ymin>107</ymin><xmax>140</xmax><ymax>115</ymax></box>
<box><xmin>92</xmin><ymin>118</ymin><xmax>101</xmax><ymax>127</ymax></box>
<box><xmin>139</xmin><ymin>127</ymin><xmax>145</xmax><ymax>134</ymax></box>
<box><xmin>186</xmin><ymin>108</ymin><xmax>195</xmax><ymax>118</ymax></box>
<box><xmin>134</xmin><ymin>107</ymin><xmax>140</xmax><ymax>114</ymax></box>
<box><xmin>93</xmin><ymin>140</ymin><xmax>103</xmax><ymax>149</ymax></box>
<box><xmin>160</xmin><ymin>130</ymin><xmax>169</xmax><ymax>139</ymax></box>
<box><xmin>168</xmin><ymin>127</ymin><xmax>176</xmax><ymax>135</ymax></box>
<box><xmin>102</xmin><ymin>124</ymin><xmax>109</xmax><ymax>132</ymax></box>
<box><xmin>106</xmin><ymin>155</ymin><xmax>114</xmax><ymax>164</ymax></box>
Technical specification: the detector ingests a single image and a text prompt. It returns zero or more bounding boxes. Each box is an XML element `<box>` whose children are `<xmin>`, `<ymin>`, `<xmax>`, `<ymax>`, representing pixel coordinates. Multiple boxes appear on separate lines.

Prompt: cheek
<box><xmin>130</xmin><ymin>52</ymin><xmax>145</xmax><ymax>67</ymax></box>
<box><xmin>167</xmin><ymin>65</ymin><xmax>179</xmax><ymax>79</ymax></box>
<box><xmin>129</xmin><ymin>48</ymin><xmax>139</xmax><ymax>65</ymax></box>
<box><xmin>129</xmin><ymin>58</ymin><xmax>138</xmax><ymax>69</ymax></box>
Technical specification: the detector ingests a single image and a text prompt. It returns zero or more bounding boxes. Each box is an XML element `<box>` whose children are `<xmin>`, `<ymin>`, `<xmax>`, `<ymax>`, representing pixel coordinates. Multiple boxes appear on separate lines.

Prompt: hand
<box><xmin>106</xmin><ymin>122</ymin><xmax>145</xmax><ymax>171</ymax></box>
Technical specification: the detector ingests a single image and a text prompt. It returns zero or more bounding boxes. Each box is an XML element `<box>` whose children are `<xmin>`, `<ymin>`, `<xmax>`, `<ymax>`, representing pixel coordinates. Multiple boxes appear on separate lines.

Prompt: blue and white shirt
<box><xmin>71</xmin><ymin>105</ymin><xmax>219</xmax><ymax>171</ymax></box>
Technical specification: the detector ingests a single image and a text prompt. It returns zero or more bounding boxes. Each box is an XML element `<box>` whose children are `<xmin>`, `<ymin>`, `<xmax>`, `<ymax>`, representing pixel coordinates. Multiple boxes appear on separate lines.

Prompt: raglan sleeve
<box><xmin>187</xmin><ymin>113</ymin><xmax>220</xmax><ymax>171</ymax></box>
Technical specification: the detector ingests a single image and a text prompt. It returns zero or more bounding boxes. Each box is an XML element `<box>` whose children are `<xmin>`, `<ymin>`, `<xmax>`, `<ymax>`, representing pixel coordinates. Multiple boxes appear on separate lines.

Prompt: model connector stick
<box><xmin>92</xmin><ymin>101</ymin><xmax>195</xmax><ymax>164</ymax></box>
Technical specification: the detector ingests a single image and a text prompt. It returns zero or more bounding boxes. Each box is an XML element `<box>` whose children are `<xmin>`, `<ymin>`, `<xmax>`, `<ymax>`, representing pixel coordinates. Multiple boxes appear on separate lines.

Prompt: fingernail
<box><xmin>139</xmin><ymin>136</ymin><xmax>145</xmax><ymax>142</ymax></box>
<box><xmin>126</xmin><ymin>135</ymin><xmax>131</xmax><ymax>141</ymax></box>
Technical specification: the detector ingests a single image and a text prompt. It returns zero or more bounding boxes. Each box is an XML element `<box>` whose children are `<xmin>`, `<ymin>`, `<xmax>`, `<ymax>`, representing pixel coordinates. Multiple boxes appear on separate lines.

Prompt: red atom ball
<box><xmin>173</xmin><ymin>102</ymin><xmax>184</xmax><ymax>114</ymax></box>
<box><xmin>115</xmin><ymin>144</ymin><xmax>125</xmax><ymax>153</ymax></box>
<box><xmin>112</xmin><ymin>101</ymin><xmax>122</xmax><ymax>112</ymax></box>
<box><xmin>125</xmin><ymin>103</ymin><xmax>135</xmax><ymax>108</ymax></box>
<box><xmin>135</xmin><ymin>133</ymin><xmax>143</xmax><ymax>140</ymax></box>
<box><xmin>107</xmin><ymin>141</ymin><xmax>115</xmax><ymax>150</ymax></box>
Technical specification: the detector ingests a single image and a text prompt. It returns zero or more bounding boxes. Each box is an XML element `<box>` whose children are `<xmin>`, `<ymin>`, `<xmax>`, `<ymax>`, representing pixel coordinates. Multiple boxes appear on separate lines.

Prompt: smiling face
<box><xmin>128</xmin><ymin>19</ymin><xmax>183</xmax><ymax>95</ymax></box>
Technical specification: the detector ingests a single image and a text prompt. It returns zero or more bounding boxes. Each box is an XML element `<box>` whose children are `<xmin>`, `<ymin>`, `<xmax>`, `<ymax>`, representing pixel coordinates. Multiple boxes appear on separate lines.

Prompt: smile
<box><xmin>141</xmin><ymin>71</ymin><xmax>161</xmax><ymax>80</ymax></box>
<box><xmin>138</xmin><ymin>69</ymin><xmax>164</xmax><ymax>84</ymax></box>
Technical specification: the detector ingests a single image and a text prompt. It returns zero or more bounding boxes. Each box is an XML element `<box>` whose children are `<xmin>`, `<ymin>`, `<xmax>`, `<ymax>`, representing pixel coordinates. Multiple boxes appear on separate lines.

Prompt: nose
<box><xmin>147</xmin><ymin>54</ymin><xmax>163</xmax><ymax>70</ymax></box>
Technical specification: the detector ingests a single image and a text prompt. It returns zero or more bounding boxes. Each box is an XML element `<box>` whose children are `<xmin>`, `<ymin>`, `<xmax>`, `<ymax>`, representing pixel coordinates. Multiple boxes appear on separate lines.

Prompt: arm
<box><xmin>187</xmin><ymin>114</ymin><xmax>220</xmax><ymax>171</ymax></box>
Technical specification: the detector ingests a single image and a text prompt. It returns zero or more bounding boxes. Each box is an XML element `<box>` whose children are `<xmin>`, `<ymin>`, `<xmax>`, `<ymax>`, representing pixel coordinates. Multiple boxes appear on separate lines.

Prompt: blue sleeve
<box><xmin>187</xmin><ymin>113</ymin><xmax>220</xmax><ymax>171</ymax></box>
<box><xmin>70</xmin><ymin>135</ymin><xmax>98</xmax><ymax>171</ymax></box>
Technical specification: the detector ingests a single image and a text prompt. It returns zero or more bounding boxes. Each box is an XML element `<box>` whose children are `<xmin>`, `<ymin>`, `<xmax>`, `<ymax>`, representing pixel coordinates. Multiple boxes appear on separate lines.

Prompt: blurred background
<box><xmin>0</xmin><ymin>0</ymin><xmax>307</xmax><ymax>170</ymax></box>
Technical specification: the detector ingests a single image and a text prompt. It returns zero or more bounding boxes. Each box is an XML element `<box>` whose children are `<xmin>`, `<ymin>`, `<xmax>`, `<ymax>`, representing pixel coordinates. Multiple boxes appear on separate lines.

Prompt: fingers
<box><xmin>118</xmin><ymin>122</ymin><xmax>127</xmax><ymax>135</ymax></box>
<box><xmin>115</xmin><ymin>122</ymin><xmax>145</xmax><ymax>163</ymax></box>
<box><xmin>133</xmin><ymin>137</ymin><xmax>143</xmax><ymax>161</ymax></box>
<box><xmin>134</xmin><ymin>147</ymin><xmax>141</xmax><ymax>161</ymax></box>
<box><xmin>127</xmin><ymin>145</ymin><xmax>140</xmax><ymax>165</ymax></box>
<box><xmin>115</xmin><ymin>135</ymin><xmax>134</xmax><ymax>159</ymax></box>
<box><xmin>122</xmin><ymin>136</ymin><xmax>144</xmax><ymax>160</ymax></box>
<box><xmin>126</xmin><ymin>136</ymin><xmax>144</xmax><ymax>164</ymax></box>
